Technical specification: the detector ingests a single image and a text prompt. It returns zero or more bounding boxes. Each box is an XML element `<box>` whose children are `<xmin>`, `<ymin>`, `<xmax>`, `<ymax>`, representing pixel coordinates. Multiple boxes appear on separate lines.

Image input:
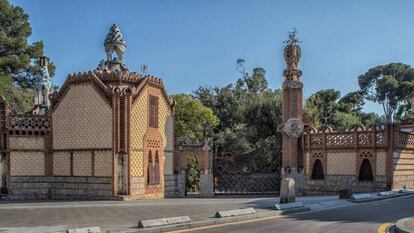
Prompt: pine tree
<box><xmin>0</xmin><ymin>0</ymin><xmax>55</xmax><ymax>113</ymax></box>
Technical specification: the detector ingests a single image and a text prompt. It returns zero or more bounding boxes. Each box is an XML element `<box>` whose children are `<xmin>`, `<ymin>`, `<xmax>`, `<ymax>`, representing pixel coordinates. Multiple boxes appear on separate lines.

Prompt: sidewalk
<box><xmin>0</xmin><ymin>195</ymin><xmax>345</xmax><ymax>232</ymax></box>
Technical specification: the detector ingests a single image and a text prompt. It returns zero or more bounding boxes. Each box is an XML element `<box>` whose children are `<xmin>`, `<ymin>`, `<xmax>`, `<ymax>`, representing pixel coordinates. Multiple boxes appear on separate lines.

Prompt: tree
<box><xmin>338</xmin><ymin>91</ymin><xmax>365</xmax><ymax>113</ymax></box>
<box><xmin>172</xmin><ymin>94</ymin><xmax>219</xmax><ymax>138</ymax></box>
<box><xmin>358</xmin><ymin>63</ymin><xmax>414</xmax><ymax>122</ymax></box>
<box><xmin>185</xmin><ymin>153</ymin><xmax>200</xmax><ymax>193</ymax></box>
<box><xmin>0</xmin><ymin>0</ymin><xmax>55</xmax><ymax>113</ymax></box>
<box><xmin>304</xmin><ymin>89</ymin><xmax>383</xmax><ymax>132</ymax></box>
<box><xmin>304</xmin><ymin>89</ymin><xmax>341</xmax><ymax>127</ymax></box>
<box><xmin>193</xmin><ymin>62</ymin><xmax>283</xmax><ymax>171</ymax></box>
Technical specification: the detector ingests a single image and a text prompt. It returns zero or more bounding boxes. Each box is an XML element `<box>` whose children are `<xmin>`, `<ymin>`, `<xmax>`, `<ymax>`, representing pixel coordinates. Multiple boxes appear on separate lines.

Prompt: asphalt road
<box><xmin>184</xmin><ymin>195</ymin><xmax>414</xmax><ymax>233</ymax></box>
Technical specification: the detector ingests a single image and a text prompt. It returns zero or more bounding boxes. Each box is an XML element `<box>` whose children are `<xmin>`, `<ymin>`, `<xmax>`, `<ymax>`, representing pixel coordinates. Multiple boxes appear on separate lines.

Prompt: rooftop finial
<box><xmin>104</xmin><ymin>24</ymin><xmax>127</xmax><ymax>64</ymax></box>
<box><xmin>284</xmin><ymin>28</ymin><xmax>300</xmax><ymax>45</ymax></box>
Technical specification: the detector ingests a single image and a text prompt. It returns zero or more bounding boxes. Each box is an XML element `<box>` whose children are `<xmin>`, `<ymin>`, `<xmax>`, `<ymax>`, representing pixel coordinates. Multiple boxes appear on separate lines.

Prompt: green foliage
<box><xmin>253</xmin><ymin>135</ymin><xmax>282</xmax><ymax>172</ymax></box>
<box><xmin>185</xmin><ymin>153</ymin><xmax>200</xmax><ymax>193</ymax></box>
<box><xmin>173</xmin><ymin>94</ymin><xmax>219</xmax><ymax>138</ymax></box>
<box><xmin>358</xmin><ymin>63</ymin><xmax>414</xmax><ymax>122</ymax></box>
<box><xmin>304</xmin><ymin>89</ymin><xmax>341</xmax><ymax>127</ymax></box>
<box><xmin>0</xmin><ymin>0</ymin><xmax>55</xmax><ymax>114</ymax></box>
<box><xmin>304</xmin><ymin>89</ymin><xmax>383</xmax><ymax>132</ymax></box>
<box><xmin>193</xmin><ymin>66</ymin><xmax>282</xmax><ymax>156</ymax></box>
<box><xmin>192</xmin><ymin>63</ymin><xmax>283</xmax><ymax>171</ymax></box>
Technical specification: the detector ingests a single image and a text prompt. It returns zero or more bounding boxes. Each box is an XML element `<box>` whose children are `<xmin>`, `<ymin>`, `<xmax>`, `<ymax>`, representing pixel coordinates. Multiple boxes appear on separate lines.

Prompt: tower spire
<box><xmin>280</xmin><ymin>29</ymin><xmax>305</xmax><ymax>195</ymax></box>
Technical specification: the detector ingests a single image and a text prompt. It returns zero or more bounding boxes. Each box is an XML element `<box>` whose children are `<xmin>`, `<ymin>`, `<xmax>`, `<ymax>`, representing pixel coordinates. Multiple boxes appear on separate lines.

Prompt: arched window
<box><xmin>311</xmin><ymin>159</ymin><xmax>324</xmax><ymax>180</ymax></box>
<box><xmin>147</xmin><ymin>151</ymin><xmax>154</xmax><ymax>184</ymax></box>
<box><xmin>154</xmin><ymin>151</ymin><xmax>160</xmax><ymax>185</ymax></box>
<box><xmin>358</xmin><ymin>159</ymin><xmax>373</xmax><ymax>181</ymax></box>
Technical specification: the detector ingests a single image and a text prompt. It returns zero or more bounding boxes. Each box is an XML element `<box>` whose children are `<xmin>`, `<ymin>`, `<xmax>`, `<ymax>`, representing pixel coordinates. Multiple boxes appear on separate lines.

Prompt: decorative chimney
<box><xmin>98</xmin><ymin>24</ymin><xmax>128</xmax><ymax>72</ymax></box>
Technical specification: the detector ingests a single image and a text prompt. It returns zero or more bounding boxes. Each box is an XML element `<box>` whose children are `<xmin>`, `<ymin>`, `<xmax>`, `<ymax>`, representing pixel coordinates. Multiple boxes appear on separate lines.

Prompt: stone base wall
<box><xmin>8</xmin><ymin>176</ymin><xmax>113</xmax><ymax>200</ymax></box>
<box><xmin>200</xmin><ymin>171</ymin><xmax>214</xmax><ymax>197</ymax></box>
<box><xmin>130</xmin><ymin>176</ymin><xmax>145</xmax><ymax>196</ymax></box>
<box><xmin>393</xmin><ymin>175</ymin><xmax>414</xmax><ymax>189</ymax></box>
<box><xmin>281</xmin><ymin>168</ymin><xmax>304</xmax><ymax>195</ymax></box>
<box><xmin>164</xmin><ymin>173</ymin><xmax>185</xmax><ymax>197</ymax></box>
<box><xmin>303</xmin><ymin>175</ymin><xmax>387</xmax><ymax>195</ymax></box>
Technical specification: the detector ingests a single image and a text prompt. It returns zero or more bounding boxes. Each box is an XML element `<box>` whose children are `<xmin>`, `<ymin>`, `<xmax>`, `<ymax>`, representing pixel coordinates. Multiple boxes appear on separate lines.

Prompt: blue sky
<box><xmin>11</xmin><ymin>0</ymin><xmax>414</xmax><ymax>114</ymax></box>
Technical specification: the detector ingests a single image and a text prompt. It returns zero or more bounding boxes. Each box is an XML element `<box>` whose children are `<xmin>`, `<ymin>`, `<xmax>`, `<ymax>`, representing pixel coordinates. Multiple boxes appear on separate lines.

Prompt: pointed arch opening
<box><xmin>358</xmin><ymin>159</ymin><xmax>373</xmax><ymax>182</ymax></box>
<box><xmin>147</xmin><ymin>150</ymin><xmax>154</xmax><ymax>184</ymax></box>
<box><xmin>311</xmin><ymin>159</ymin><xmax>324</xmax><ymax>180</ymax></box>
<box><xmin>154</xmin><ymin>150</ymin><xmax>160</xmax><ymax>185</ymax></box>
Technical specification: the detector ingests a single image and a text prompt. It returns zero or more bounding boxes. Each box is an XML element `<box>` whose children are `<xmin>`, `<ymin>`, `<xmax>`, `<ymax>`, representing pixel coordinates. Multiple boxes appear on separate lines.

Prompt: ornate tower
<box><xmin>34</xmin><ymin>56</ymin><xmax>53</xmax><ymax>114</ymax></box>
<box><xmin>280</xmin><ymin>30</ymin><xmax>305</xmax><ymax>193</ymax></box>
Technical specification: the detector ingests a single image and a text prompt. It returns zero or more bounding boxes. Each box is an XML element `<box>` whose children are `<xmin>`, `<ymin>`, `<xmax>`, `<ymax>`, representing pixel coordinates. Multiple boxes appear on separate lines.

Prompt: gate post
<box><xmin>200</xmin><ymin>137</ymin><xmax>214</xmax><ymax>197</ymax></box>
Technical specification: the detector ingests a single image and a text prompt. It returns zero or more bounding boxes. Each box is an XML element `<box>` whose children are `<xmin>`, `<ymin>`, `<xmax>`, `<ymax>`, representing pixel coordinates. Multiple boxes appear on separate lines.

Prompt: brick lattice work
<box><xmin>94</xmin><ymin>150</ymin><xmax>112</xmax><ymax>177</ymax></box>
<box><xmin>53</xmin><ymin>152</ymin><xmax>71</xmax><ymax>176</ymax></box>
<box><xmin>327</xmin><ymin>152</ymin><xmax>356</xmax><ymax>175</ymax></box>
<box><xmin>9</xmin><ymin>136</ymin><xmax>45</xmax><ymax>150</ymax></box>
<box><xmin>72</xmin><ymin>151</ymin><xmax>92</xmax><ymax>176</ymax></box>
<box><xmin>10</xmin><ymin>152</ymin><xmax>45</xmax><ymax>176</ymax></box>
<box><xmin>52</xmin><ymin>84</ymin><xmax>112</xmax><ymax>149</ymax></box>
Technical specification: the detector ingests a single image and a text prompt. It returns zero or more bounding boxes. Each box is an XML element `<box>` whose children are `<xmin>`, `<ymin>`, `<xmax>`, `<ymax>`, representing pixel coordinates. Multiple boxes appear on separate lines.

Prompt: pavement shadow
<box><xmin>281</xmin><ymin>195</ymin><xmax>414</xmax><ymax>224</ymax></box>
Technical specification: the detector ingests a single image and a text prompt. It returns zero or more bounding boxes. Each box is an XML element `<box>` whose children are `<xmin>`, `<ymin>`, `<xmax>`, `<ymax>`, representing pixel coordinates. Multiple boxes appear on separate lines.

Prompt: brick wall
<box><xmin>53</xmin><ymin>152</ymin><xmax>71</xmax><ymax>176</ymax></box>
<box><xmin>392</xmin><ymin>150</ymin><xmax>414</xmax><ymax>189</ymax></box>
<box><xmin>72</xmin><ymin>151</ymin><xmax>92</xmax><ymax>176</ymax></box>
<box><xmin>94</xmin><ymin>150</ymin><xmax>112</xmax><ymax>177</ymax></box>
<box><xmin>10</xmin><ymin>152</ymin><xmax>45</xmax><ymax>176</ymax></box>
<box><xmin>327</xmin><ymin>152</ymin><xmax>356</xmax><ymax>175</ymax></box>
<box><xmin>52</xmin><ymin>84</ymin><xmax>112</xmax><ymax>150</ymax></box>
<box><xmin>9</xmin><ymin>136</ymin><xmax>44</xmax><ymax>150</ymax></box>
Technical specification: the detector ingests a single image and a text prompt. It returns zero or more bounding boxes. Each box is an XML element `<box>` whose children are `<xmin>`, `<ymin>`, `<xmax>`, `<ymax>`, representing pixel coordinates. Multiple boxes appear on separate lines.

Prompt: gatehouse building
<box><xmin>0</xmin><ymin>25</ymin><xmax>179</xmax><ymax>200</ymax></box>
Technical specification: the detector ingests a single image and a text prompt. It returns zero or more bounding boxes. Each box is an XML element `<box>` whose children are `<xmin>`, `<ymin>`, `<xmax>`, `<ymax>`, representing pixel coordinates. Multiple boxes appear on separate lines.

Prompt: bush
<box><xmin>185</xmin><ymin>153</ymin><xmax>200</xmax><ymax>193</ymax></box>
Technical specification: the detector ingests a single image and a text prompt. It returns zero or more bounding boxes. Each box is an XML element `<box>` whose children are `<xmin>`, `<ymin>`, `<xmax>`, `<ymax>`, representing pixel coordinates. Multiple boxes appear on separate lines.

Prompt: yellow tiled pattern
<box><xmin>131</xmin><ymin>150</ymin><xmax>144</xmax><ymax>177</ymax></box>
<box><xmin>130</xmin><ymin>86</ymin><xmax>174</xmax><ymax>178</ymax></box>
<box><xmin>376</xmin><ymin>151</ymin><xmax>386</xmax><ymax>176</ymax></box>
<box><xmin>52</xmin><ymin>84</ymin><xmax>112</xmax><ymax>150</ymax></box>
<box><xmin>10</xmin><ymin>152</ymin><xmax>45</xmax><ymax>176</ymax></box>
<box><xmin>9</xmin><ymin>137</ymin><xmax>45</xmax><ymax>150</ymax></box>
<box><xmin>131</xmin><ymin>87</ymin><xmax>148</xmax><ymax>152</ymax></box>
<box><xmin>94</xmin><ymin>150</ymin><xmax>112</xmax><ymax>177</ymax></box>
<box><xmin>72</xmin><ymin>151</ymin><xmax>92</xmax><ymax>176</ymax></box>
<box><xmin>53</xmin><ymin>152</ymin><xmax>71</xmax><ymax>176</ymax></box>
<box><xmin>327</xmin><ymin>152</ymin><xmax>356</xmax><ymax>175</ymax></box>
<box><xmin>130</xmin><ymin>87</ymin><xmax>148</xmax><ymax>177</ymax></box>
<box><xmin>159</xmin><ymin>96</ymin><xmax>173</xmax><ymax>151</ymax></box>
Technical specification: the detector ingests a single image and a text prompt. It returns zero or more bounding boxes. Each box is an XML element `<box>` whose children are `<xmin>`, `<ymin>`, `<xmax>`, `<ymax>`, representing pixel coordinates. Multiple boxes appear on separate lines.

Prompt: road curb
<box><xmin>349</xmin><ymin>192</ymin><xmax>414</xmax><ymax>203</ymax></box>
<box><xmin>394</xmin><ymin>218</ymin><xmax>414</xmax><ymax>233</ymax></box>
<box><xmin>115</xmin><ymin>207</ymin><xmax>310</xmax><ymax>233</ymax></box>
